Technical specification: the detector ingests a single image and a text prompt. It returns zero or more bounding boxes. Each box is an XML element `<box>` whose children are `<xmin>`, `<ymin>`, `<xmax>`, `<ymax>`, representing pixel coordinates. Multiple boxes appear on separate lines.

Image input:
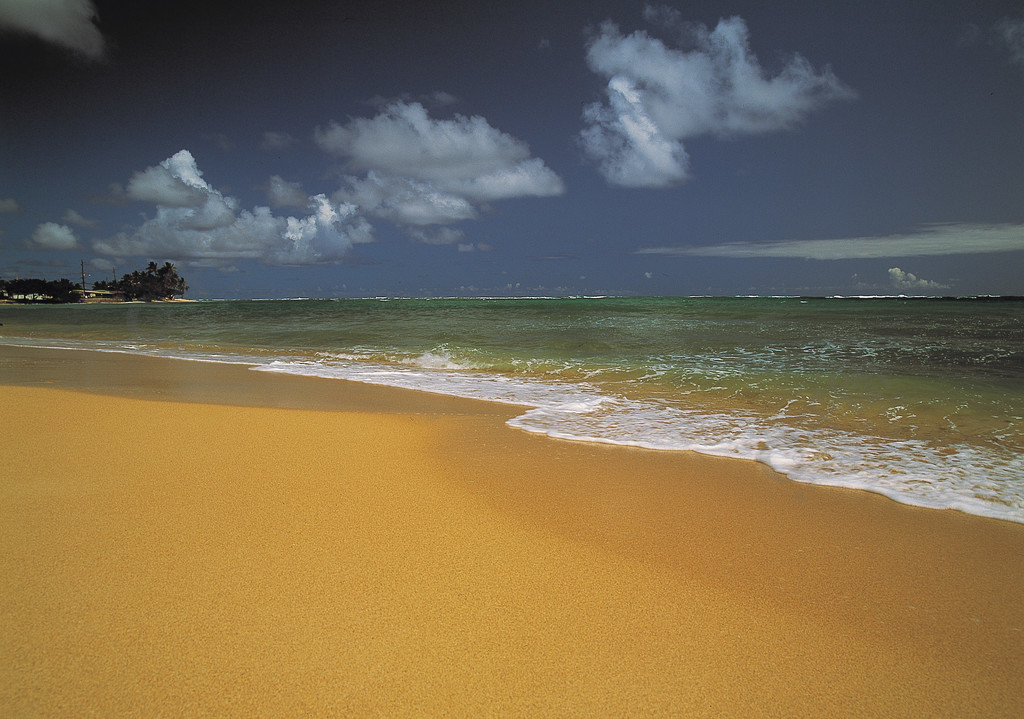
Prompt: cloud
<box><xmin>61</xmin><ymin>208</ymin><xmax>97</xmax><ymax>228</ymax></box>
<box><xmin>88</xmin><ymin>256</ymin><xmax>115</xmax><ymax>273</ymax></box>
<box><xmin>638</xmin><ymin>223</ymin><xmax>1024</xmax><ymax>260</ymax></box>
<box><xmin>275</xmin><ymin>195</ymin><xmax>374</xmax><ymax>265</ymax></box>
<box><xmin>580</xmin><ymin>11</ymin><xmax>855</xmax><ymax>187</ymax></box>
<box><xmin>994</xmin><ymin>17</ymin><xmax>1024</xmax><ymax>69</ymax></box>
<box><xmin>267</xmin><ymin>175</ymin><xmax>308</xmax><ymax>208</ymax></box>
<box><xmin>0</xmin><ymin>0</ymin><xmax>104</xmax><ymax>59</ymax></box>
<box><xmin>29</xmin><ymin>222</ymin><xmax>78</xmax><ymax>250</ymax></box>
<box><xmin>314</xmin><ymin>101</ymin><xmax>564</xmax><ymax>238</ymax></box>
<box><xmin>126</xmin><ymin>150</ymin><xmax>216</xmax><ymax>206</ymax></box>
<box><xmin>125</xmin><ymin>150</ymin><xmax>239</xmax><ymax>231</ymax></box>
<box><xmin>94</xmin><ymin>150</ymin><xmax>373</xmax><ymax>266</ymax></box>
<box><xmin>338</xmin><ymin>172</ymin><xmax>478</xmax><ymax>226</ymax></box>
<box><xmin>581</xmin><ymin>75</ymin><xmax>690</xmax><ymax>187</ymax></box>
<box><xmin>641</xmin><ymin>4</ymin><xmax>682</xmax><ymax>29</ymax></box>
<box><xmin>365</xmin><ymin>91</ymin><xmax>460</xmax><ymax>110</ymax></box>
<box><xmin>261</xmin><ymin>131</ymin><xmax>298</xmax><ymax>150</ymax></box>
<box><xmin>888</xmin><ymin>267</ymin><xmax>948</xmax><ymax>292</ymax></box>
<box><xmin>409</xmin><ymin>226</ymin><xmax>466</xmax><ymax>246</ymax></box>
<box><xmin>0</xmin><ymin>198</ymin><xmax>20</xmax><ymax>213</ymax></box>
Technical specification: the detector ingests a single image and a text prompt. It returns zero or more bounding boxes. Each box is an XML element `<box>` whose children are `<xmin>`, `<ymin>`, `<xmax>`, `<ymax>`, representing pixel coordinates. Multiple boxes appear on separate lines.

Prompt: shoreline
<box><xmin>2</xmin><ymin>346</ymin><xmax>1023</xmax><ymax>715</ymax></box>
<box><xmin>4</xmin><ymin>340</ymin><xmax>1021</xmax><ymax>526</ymax></box>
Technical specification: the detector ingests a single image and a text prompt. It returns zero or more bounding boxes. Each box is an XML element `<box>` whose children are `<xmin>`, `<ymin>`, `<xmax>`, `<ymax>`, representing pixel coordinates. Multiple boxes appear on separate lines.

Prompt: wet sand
<box><xmin>2</xmin><ymin>346</ymin><xmax>1022</xmax><ymax>716</ymax></box>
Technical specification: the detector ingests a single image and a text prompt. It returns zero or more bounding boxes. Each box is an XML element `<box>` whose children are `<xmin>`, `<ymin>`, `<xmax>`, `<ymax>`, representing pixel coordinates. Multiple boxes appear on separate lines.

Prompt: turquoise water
<box><xmin>2</xmin><ymin>296</ymin><xmax>1022</xmax><ymax>522</ymax></box>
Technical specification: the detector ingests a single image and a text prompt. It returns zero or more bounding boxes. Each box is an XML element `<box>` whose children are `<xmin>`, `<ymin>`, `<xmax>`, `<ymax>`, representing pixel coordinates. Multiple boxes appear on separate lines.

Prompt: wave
<box><xmin>4</xmin><ymin>295</ymin><xmax>1021</xmax><ymax>526</ymax></box>
<box><xmin>253</xmin><ymin>356</ymin><xmax>1024</xmax><ymax>525</ymax></box>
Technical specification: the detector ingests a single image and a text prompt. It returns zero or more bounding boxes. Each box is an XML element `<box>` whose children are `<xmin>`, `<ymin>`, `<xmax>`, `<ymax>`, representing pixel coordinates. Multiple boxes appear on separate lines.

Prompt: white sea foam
<box><xmin>254</xmin><ymin>356</ymin><xmax>1024</xmax><ymax>525</ymax></box>
<box><xmin>5</xmin><ymin>329</ymin><xmax>1021</xmax><ymax>525</ymax></box>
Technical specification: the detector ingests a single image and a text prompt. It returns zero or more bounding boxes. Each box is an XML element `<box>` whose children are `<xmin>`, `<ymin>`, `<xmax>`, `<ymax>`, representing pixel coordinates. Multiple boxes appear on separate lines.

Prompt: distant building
<box><xmin>74</xmin><ymin>288</ymin><xmax>126</xmax><ymax>302</ymax></box>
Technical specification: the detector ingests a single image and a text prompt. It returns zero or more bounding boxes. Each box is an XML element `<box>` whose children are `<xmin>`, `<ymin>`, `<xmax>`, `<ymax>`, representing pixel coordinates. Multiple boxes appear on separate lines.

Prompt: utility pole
<box><xmin>80</xmin><ymin>259</ymin><xmax>86</xmax><ymax>289</ymax></box>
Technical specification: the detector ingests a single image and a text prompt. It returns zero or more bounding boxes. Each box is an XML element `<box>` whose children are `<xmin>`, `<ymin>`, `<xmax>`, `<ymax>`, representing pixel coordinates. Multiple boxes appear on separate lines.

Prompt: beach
<box><xmin>2</xmin><ymin>346</ymin><xmax>1023</xmax><ymax>716</ymax></box>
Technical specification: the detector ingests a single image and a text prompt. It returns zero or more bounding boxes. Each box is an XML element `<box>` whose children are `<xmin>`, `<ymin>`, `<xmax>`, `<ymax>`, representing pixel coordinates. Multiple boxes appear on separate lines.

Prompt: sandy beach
<box><xmin>1</xmin><ymin>346</ymin><xmax>1022</xmax><ymax>717</ymax></box>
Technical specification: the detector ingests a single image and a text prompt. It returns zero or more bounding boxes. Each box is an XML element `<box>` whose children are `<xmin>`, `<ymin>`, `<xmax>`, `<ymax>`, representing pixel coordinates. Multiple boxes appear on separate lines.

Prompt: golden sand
<box><xmin>1</xmin><ymin>348</ymin><xmax>1022</xmax><ymax>716</ymax></box>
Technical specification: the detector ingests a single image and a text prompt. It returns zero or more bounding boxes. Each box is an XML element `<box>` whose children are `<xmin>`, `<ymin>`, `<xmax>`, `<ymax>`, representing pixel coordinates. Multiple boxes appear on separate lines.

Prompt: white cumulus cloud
<box><xmin>274</xmin><ymin>194</ymin><xmax>373</xmax><ymax>265</ymax></box>
<box><xmin>888</xmin><ymin>267</ymin><xmax>948</xmax><ymax>292</ymax></box>
<box><xmin>124</xmin><ymin>152</ymin><xmax>238</xmax><ymax>232</ymax></box>
<box><xmin>94</xmin><ymin>150</ymin><xmax>373</xmax><ymax>266</ymax></box>
<box><xmin>29</xmin><ymin>222</ymin><xmax>78</xmax><ymax>250</ymax></box>
<box><xmin>339</xmin><ymin>172</ymin><xmax>478</xmax><ymax>226</ymax></box>
<box><xmin>580</xmin><ymin>11</ymin><xmax>855</xmax><ymax>187</ymax></box>
<box><xmin>0</xmin><ymin>0</ymin><xmax>104</xmax><ymax>58</ymax></box>
<box><xmin>127</xmin><ymin>150</ymin><xmax>217</xmax><ymax>205</ymax></box>
<box><xmin>316</xmin><ymin>101</ymin><xmax>536</xmax><ymax>186</ymax></box>
<box><xmin>314</xmin><ymin>101</ymin><xmax>564</xmax><ymax>240</ymax></box>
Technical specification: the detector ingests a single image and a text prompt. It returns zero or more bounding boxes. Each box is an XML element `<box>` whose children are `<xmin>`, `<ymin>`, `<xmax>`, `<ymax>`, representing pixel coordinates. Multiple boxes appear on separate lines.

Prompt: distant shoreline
<box><xmin>4</xmin><ymin>294</ymin><xmax>1022</xmax><ymax>304</ymax></box>
<box><xmin>0</xmin><ymin>297</ymin><xmax>194</xmax><ymax>305</ymax></box>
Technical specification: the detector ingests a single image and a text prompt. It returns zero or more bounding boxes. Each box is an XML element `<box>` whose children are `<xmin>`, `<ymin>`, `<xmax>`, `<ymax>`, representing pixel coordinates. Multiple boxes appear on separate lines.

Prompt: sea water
<box><xmin>2</xmin><ymin>296</ymin><xmax>1022</xmax><ymax>523</ymax></box>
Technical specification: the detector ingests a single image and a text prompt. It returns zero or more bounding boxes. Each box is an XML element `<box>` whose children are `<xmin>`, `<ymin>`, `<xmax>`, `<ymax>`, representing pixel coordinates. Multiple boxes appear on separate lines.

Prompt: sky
<box><xmin>1</xmin><ymin>0</ymin><xmax>1022</xmax><ymax>299</ymax></box>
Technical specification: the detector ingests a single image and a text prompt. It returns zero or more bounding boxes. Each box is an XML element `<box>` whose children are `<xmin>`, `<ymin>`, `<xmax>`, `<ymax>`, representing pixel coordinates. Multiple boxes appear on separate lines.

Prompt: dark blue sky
<box><xmin>2</xmin><ymin>0</ymin><xmax>1022</xmax><ymax>298</ymax></box>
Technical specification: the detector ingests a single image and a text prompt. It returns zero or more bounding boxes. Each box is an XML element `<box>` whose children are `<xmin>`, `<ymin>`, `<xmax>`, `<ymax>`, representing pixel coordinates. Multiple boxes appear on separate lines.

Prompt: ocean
<box><xmin>2</xmin><ymin>296</ymin><xmax>1022</xmax><ymax>523</ymax></box>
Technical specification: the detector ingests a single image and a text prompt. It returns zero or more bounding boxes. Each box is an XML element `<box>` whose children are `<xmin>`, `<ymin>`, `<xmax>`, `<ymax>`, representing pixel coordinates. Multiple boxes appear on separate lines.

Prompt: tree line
<box><xmin>1</xmin><ymin>262</ymin><xmax>188</xmax><ymax>303</ymax></box>
<box><xmin>0</xmin><ymin>277</ymin><xmax>80</xmax><ymax>303</ymax></box>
